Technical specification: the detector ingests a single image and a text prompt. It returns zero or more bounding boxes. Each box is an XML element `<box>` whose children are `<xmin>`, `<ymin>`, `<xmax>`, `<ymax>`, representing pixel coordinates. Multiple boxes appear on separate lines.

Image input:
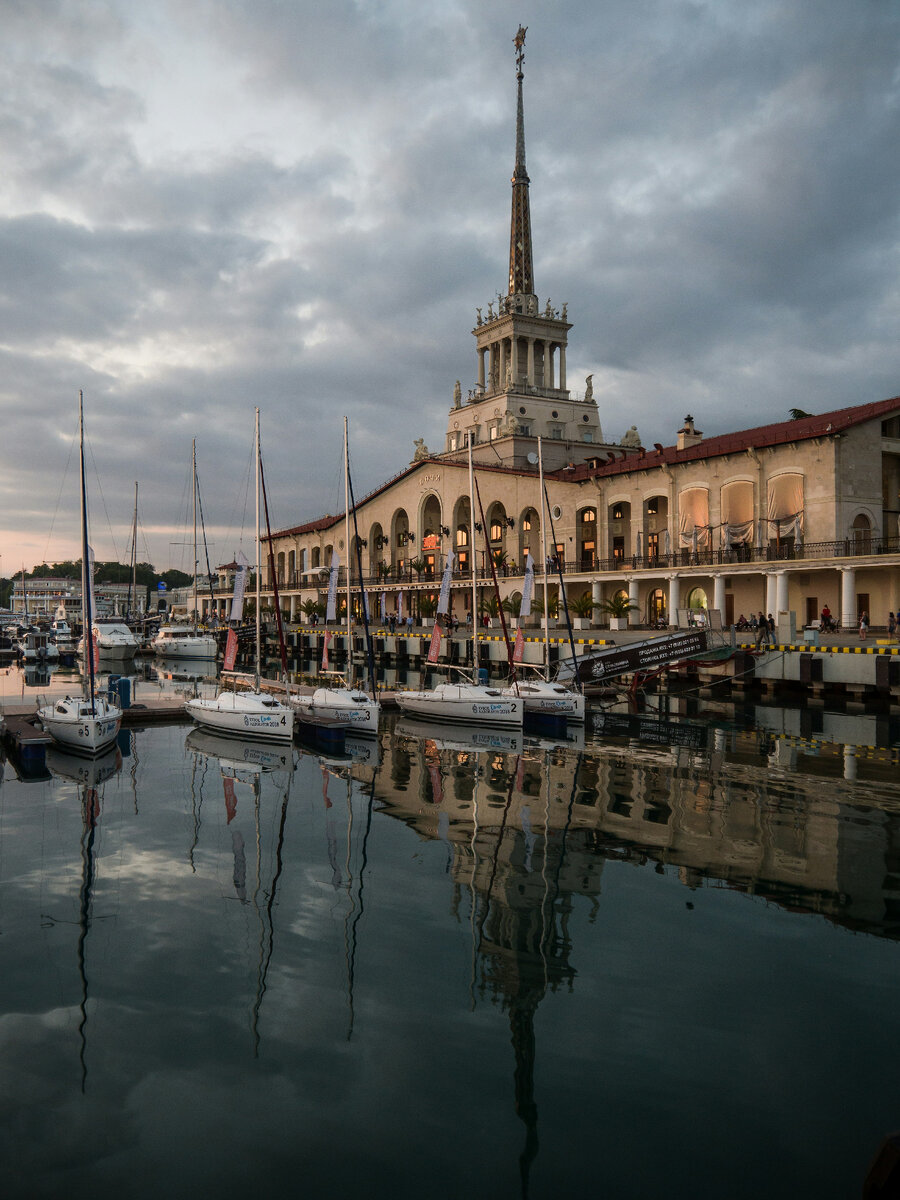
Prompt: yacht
<box><xmin>151</xmin><ymin>624</ymin><xmax>217</xmax><ymax>660</ymax></box>
<box><xmin>291</xmin><ymin>673</ymin><xmax>380</xmax><ymax>735</ymax></box>
<box><xmin>79</xmin><ymin>618</ymin><xmax>138</xmax><ymax>660</ymax></box>
<box><xmin>502</xmin><ymin>668</ymin><xmax>585</xmax><ymax>722</ymax></box>
<box><xmin>395</xmin><ymin>668</ymin><xmax>524</xmax><ymax>729</ymax></box>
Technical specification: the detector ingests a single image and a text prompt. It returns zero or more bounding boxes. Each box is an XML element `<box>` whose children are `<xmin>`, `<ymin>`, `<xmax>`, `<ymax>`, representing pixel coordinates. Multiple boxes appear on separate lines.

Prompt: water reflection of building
<box><xmin>369</xmin><ymin>724</ymin><xmax>900</xmax><ymax>944</ymax></box>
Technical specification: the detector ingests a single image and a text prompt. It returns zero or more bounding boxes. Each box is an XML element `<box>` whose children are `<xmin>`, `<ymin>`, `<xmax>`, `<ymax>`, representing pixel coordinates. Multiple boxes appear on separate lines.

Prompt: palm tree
<box><xmin>568</xmin><ymin>592</ymin><xmax>596</xmax><ymax>618</ymax></box>
<box><xmin>502</xmin><ymin>594</ymin><xmax>522</xmax><ymax>616</ymax></box>
<box><xmin>597</xmin><ymin>593</ymin><xmax>638</xmax><ymax>619</ymax></box>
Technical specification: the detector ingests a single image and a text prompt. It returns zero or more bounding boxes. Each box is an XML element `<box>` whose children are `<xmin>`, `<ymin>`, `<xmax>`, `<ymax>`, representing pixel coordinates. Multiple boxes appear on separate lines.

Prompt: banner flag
<box><xmin>380</xmin><ymin>591</ymin><xmax>386</xmax><ymax>623</ymax></box>
<box><xmin>325</xmin><ymin>550</ymin><xmax>340</xmax><ymax>622</ymax></box>
<box><xmin>520</xmin><ymin>553</ymin><xmax>534</xmax><ymax>617</ymax></box>
<box><xmin>513</xmin><ymin>626</ymin><xmax>525</xmax><ymax>663</ymax></box>
<box><xmin>437</xmin><ymin>550</ymin><xmax>454</xmax><ymax>614</ymax></box>
<box><xmin>321</xmin><ymin>629</ymin><xmax>332</xmax><ymax>670</ymax></box>
<box><xmin>223</xmin><ymin>628</ymin><xmax>238</xmax><ymax>671</ymax></box>
<box><xmin>427</xmin><ymin>622</ymin><xmax>442</xmax><ymax>663</ymax></box>
<box><xmin>229</xmin><ymin>550</ymin><xmax>249</xmax><ymax>622</ymax></box>
<box><xmin>397</xmin><ymin>591</ymin><xmax>403</xmax><ymax>622</ymax></box>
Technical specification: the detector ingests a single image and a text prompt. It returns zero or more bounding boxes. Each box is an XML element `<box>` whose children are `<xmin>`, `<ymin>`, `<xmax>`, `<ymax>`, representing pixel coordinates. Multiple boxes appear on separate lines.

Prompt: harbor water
<box><xmin>1</xmin><ymin>660</ymin><xmax>899</xmax><ymax>1198</ymax></box>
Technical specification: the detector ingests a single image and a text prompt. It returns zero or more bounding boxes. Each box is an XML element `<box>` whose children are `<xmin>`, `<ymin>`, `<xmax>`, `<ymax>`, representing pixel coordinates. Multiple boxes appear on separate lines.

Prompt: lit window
<box><xmin>612</xmin><ymin>505</ymin><xmax>624</xmax><ymax>520</ymax></box>
<box><xmin>582</xmin><ymin>509</ymin><xmax>596</xmax><ymax>523</ymax></box>
<box><xmin>490</xmin><ymin>521</ymin><xmax>503</xmax><ymax>542</ymax></box>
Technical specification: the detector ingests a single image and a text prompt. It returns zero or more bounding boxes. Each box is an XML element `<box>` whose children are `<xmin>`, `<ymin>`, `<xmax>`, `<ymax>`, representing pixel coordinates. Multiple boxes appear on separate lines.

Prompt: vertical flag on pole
<box><xmin>229</xmin><ymin>550</ymin><xmax>249</xmax><ymax>622</ymax></box>
<box><xmin>397</xmin><ymin>591</ymin><xmax>403</xmax><ymax>622</ymax></box>
<box><xmin>223</xmin><ymin>628</ymin><xmax>238</xmax><ymax>670</ymax></box>
<box><xmin>321</xmin><ymin>629</ymin><xmax>332</xmax><ymax>670</ymax></box>
<box><xmin>520</xmin><ymin>552</ymin><xmax>534</xmax><ymax>617</ymax></box>
<box><xmin>437</xmin><ymin>550</ymin><xmax>454</xmax><ymax>615</ymax></box>
<box><xmin>325</xmin><ymin>550</ymin><xmax>340</xmax><ymax>622</ymax></box>
<box><xmin>380</xmin><ymin>591</ymin><xmax>386</xmax><ymax>624</ymax></box>
<box><xmin>513</xmin><ymin>626</ymin><xmax>525</xmax><ymax>662</ymax></box>
<box><xmin>427</xmin><ymin>621</ymin><xmax>442</xmax><ymax>663</ymax></box>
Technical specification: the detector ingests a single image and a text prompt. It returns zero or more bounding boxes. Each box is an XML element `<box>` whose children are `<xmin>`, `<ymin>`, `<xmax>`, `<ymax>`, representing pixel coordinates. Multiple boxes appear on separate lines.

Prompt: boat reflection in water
<box><xmin>394</xmin><ymin>718</ymin><xmax>524</xmax><ymax>756</ymax></box>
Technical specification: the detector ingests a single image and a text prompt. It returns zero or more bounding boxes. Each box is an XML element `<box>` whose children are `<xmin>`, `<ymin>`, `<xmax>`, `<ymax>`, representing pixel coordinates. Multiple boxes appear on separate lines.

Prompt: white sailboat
<box><xmin>395</xmin><ymin>441</ymin><xmax>524</xmax><ymax>730</ymax></box>
<box><xmin>152</xmin><ymin>441</ymin><xmax>217</xmax><ymax>660</ymax></box>
<box><xmin>186</xmin><ymin>410</ymin><xmax>294</xmax><ymax>742</ymax></box>
<box><xmin>291</xmin><ymin>417</ymin><xmax>381</xmax><ymax>735</ymax></box>
<box><xmin>38</xmin><ymin>393</ymin><xmax>122</xmax><ymax>755</ymax></box>
<box><xmin>502</xmin><ymin>435</ymin><xmax>585</xmax><ymax>723</ymax></box>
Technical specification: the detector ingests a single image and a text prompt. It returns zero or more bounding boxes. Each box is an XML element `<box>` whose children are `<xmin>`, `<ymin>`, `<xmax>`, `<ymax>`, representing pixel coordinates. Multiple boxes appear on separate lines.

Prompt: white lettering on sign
<box><xmin>419</xmin><ymin>474</ymin><xmax>441</xmax><ymax>485</ymax></box>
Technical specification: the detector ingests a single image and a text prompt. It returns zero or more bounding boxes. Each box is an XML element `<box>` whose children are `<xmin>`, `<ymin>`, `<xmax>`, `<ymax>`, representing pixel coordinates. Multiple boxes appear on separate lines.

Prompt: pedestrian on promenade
<box><xmin>767</xmin><ymin>613</ymin><xmax>776</xmax><ymax>647</ymax></box>
<box><xmin>889</xmin><ymin>611</ymin><xmax>896</xmax><ymax>636</ymax></box>
<box><xmin>860</xmin><ymin>610</ymin><xmax>869</xmax><ymax>640</ymax></box>
<box><xmin>755</xmin><ymin>612</ymin><xmax>767</xmax><ymax>649</ymax></box>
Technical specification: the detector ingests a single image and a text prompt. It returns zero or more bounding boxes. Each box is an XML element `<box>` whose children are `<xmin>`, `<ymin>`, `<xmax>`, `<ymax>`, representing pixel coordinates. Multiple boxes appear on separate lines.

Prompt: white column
<box><xmin>526</xmin><ymin>338</ymin><xmax>535</xmax><ymax>387</ymax></box>
<box><xmin>592</xmin><ymin>580</ymin><xmax>602</xmax><ymax>606</ymax></box>
<box><xmin>543</xmin><ymin>341</ymin><xmax>552</xmax><ymax>388</ymax></box>
<box><xmin>840</xmin><ymin>567</ymin><xmax>856</xmax><ymax>628</ymax></box>
<box><xmin>559</xmin><ymin>344</ymin><xmax>567</xmax><ymax>391</ymax></box>
<box><xmin>289</xmin><ymin>594</ymin><xmax>296</xmax><ymax>621</ymax></box>
<box><xmin>477</xmin><ymin>347</ymin><xmax>486</xmax><ymax>390</ymax></box>
<box><xmin>713</xmin><ymin>575</ymin><xmax>726</xmax><ymax>620</ymax></box>
<box><xmin>499</xmin><ymin>338</ymin><xmax>507</xmax><ymax>388</ymax></box>
<box><xmin>765</xmin><ymin>572</ymin><xmax>777</xmax><ymax>615</ymax></box>
<box><xmin>668</xmin><ymin>576</ymin><xmax>679</xmax><ymax>627</ymax></box>
<box><xmin>775</xmin><ymin>570</ymin><xmax>789</xmax><ymax>616</ymax></box>
<box><xmin>628</xmin><ymin>577</ymin><xmax>639</xmax><ymax>626</ymax></box>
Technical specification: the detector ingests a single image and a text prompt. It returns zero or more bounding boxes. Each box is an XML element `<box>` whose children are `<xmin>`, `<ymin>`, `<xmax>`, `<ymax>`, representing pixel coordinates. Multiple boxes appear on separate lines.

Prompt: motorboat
<box><xmin>395</xmin><ymin>667</ymin><xmax>524</xmax><ymax>728</ymax></box>
<box><xmin>502</xmin><ymin>668</ymin><xmax>585</xmax><ymax>722</ymax></box>
<box><xmin>79</xmin><ymin>618</ymin><xmax>138</xmax><ymax>659</ymax></box>
<box><xmin>185</xmin><ymin>410</ymin><xmax>294</xmax><ymax>744</ymax></box>
<box><xmin>186</xmin><ymin>685</ymin><xmax>294</xmax><ymax>741</ymax></box>
<box><xmin>50</xmin><ymin>614</ymin><xmax>77</xmax><ymax>654</ymax></box>
<box><xmin>37</xmin><ymin>392</ymin><xmax>123</xmax><ymax>756</ymax></box>
<box><xmin>17</xmin><ymin>626</ymin><xmax>59</xmax><ymax>662</ymax></box>
<box><xmin>291</xmin><ymin>672</ymin><xmax>380</xmax><ymax>735</ymax></box>
<box><xmin>151</xmin><ymin>624</ymin><xmax>217</xmax><ymax>660</ymax></box>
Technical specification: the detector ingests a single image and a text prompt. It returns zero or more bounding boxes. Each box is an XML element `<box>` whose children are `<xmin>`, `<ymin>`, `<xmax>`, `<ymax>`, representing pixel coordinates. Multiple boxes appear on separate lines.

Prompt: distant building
<box><xmin>11</xmin><ymin>577</ymin><xmax>147</xmax><ymax>619</ymax></box>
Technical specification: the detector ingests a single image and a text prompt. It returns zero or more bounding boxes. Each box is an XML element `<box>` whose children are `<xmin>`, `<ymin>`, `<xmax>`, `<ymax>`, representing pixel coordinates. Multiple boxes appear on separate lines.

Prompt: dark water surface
<box><xmin>2</xmin><ymin>706</ymin><xmax>899</xmax><ymax>1199</ymax></box>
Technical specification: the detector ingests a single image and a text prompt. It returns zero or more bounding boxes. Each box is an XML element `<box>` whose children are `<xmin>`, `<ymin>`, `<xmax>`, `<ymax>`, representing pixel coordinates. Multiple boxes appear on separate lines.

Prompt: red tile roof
<box><xmin>559</xmin><ymin>395</ymin><xmax>900</xmax><ymax>483</ymax></box>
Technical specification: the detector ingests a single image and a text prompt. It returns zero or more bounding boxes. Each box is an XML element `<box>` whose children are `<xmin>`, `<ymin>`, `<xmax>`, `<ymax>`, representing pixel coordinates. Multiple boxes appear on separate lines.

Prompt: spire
<box><xmin>508</xmin><ymin>26</ymin><xmax>534</xmax><ymax>300</ymax></box>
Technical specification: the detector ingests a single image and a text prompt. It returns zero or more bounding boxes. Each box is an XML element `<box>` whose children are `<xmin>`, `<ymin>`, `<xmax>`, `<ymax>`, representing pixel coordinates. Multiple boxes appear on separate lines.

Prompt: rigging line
<box><xmin>540</xmin><ymin>751</ymin><xmax>582</xmax><ymax>964</ymax></box>
<box><xmin>84</xmin><ymin>434</ymin><xmax>121</xmax><ymax>564</ymax></box>
<box><xmin>194</xmin><ymin>469</ymin><xmax>218</xmax><ymax>615</ymax></box>
<box><xmin>43</xmin><ymin>409</ymin><xmax>79</xmax><ymax>566</ymax></box>
<box><xmin>468</xmin><ymin>756</ymin><xmax>481</xmax><ymax>1012</ymax></box>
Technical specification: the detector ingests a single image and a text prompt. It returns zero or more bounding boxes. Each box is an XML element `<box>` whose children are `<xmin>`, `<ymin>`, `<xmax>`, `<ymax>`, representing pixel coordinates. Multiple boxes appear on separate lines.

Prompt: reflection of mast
<box><xmin>77</xmin><ymin>786</ymin><xmax>100</xmax><ymax>1093</ymax></box>
<box><xmin>251</xmin><ymin>783</ymin><xmax>291</xmax><ymax>1057</ymax></box>
<box><xmin>344</xmin><ymin>777</ymin><xmax>375</xmax><ymax>1041</ymax></box>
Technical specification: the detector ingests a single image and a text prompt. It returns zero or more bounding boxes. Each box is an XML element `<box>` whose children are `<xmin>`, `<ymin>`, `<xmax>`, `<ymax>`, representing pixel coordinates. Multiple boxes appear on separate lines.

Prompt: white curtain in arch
<box><xmin>767</xmin><ymin>473</ymin><xmax>804</xmax><ymax>538</ymax></box>
<box><xmin>678</xmin><ymin>487</ymin><xmax>710</xmax><ymax>547</ymax></box>
<box><xmin>721</xmin><ymin>480</ymin><xmax>754</xmax><ymax>545</ymax></box>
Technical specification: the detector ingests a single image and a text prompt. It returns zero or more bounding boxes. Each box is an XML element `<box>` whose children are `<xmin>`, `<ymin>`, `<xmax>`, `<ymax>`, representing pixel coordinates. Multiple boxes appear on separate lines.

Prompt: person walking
<box><xmin>755</xmin><ymin>611</ymin><xmax>767</xmax><ymax>649</ymax></box>
<box><xmin>860</xmin><ymin>610</ymin><xmax>869</xmax><ymax>640</ymax></box>
<box><xmin>889</xmin><ymin>611</ymin><xmax>896</xmax><ymax>637</ymax></box>
<box><xmin>767</xmin><ymin>613</ymin><xmax>776</xmax><ymax>647</ymax></box>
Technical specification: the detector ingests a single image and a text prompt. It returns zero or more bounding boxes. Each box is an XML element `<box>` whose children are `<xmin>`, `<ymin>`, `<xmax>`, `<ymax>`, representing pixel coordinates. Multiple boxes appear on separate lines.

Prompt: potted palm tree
<box><xmin>598</xmin><ymin>592</ymin><xmax>638</xmax><ymax>631</ymax></box>
<box><xmin>478</xmin><ymin>594</ymin><xmax>501</xmax><ymax>628</ymax></box>
<box><xmin>529</xmin><ymin>593</ymin><xmax>559</xmax><ymax>628</ymax></box>
<box><xmin>568</xmin><ymin>592</ymin><xmax>597</xmax><ymax>630</ymax></box>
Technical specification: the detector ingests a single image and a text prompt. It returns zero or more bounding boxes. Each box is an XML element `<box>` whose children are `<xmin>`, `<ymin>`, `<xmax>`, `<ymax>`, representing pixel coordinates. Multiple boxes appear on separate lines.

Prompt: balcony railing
<box><xmin>241</xmin><ymin>536</ymin><xmax>900</xmax><ymax>595</ymax></box>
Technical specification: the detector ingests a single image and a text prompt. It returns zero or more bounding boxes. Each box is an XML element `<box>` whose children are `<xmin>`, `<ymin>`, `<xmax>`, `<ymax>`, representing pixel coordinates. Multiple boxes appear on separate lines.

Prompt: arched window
<box><xmin>852</xmin><ymin>513</ymin><xmax>872</xmax><ymax>553</ymax></box>
<box><xmin>647</xmin><ymin>588</ymin><xmax>666</xmax><ymax>626</ymax></box>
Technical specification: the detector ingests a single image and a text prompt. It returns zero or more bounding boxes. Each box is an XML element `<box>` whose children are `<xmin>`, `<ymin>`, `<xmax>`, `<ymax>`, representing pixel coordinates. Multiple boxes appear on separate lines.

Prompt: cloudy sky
<box><xmin>2</xmin><ymin>0</ymin><xmax>899</xmax><ymax>575</ymax></box>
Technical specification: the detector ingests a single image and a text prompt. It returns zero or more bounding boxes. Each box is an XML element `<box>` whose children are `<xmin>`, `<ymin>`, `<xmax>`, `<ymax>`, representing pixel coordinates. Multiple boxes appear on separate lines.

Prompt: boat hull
<box><xmin>186</xmin><ymin>691</ymin><xmax>294</xmax><ymax>741</ymax></box>
<box><xmin>37</xmin><ymin>699</ymin><xmax>122</xmax><ymax>754</ymax></box>
<box><xmin>292</xmin><ymin>689</ymin><xmax>380</xmax><ymax>734</ymax></box>
<box><xmin>396</xmin><ymin>686</ymin><xmax>524</xmax><ymax>728</ymax></box>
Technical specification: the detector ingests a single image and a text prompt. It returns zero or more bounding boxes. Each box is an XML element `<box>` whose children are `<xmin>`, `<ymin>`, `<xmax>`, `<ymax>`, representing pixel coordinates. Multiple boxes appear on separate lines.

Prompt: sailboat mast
<box><xmin>128</xmin><ymin>482</ymin><xmax>138</xmax><ymax>621</ymax></box>
<box><xmin>79</xmin><ymin>391</ymin><xmax>96</xmax><ymax>707</ymax></box>
<box><xmin>538</xmin><ymin>436</ymin><xmax>550</xmax><ymax>668</ymax></box>
<box><xmin>255</xmin><ymin>407</ymin><xmax>261</xmax><ymax>689</ymax></box>
<box><xmin>192</xmin><ymin>441</ymin><xmax>198</xmax><ymax>628</ymax></box>
<box><xmin>343</xmin><ymin>416</ymin><xmax>351</xmax><ymax>633</ymax></box>
<box><xmin>468</xmin><ymin>440</ymin><xmax>477</xmax><ymax>670</ymax></box>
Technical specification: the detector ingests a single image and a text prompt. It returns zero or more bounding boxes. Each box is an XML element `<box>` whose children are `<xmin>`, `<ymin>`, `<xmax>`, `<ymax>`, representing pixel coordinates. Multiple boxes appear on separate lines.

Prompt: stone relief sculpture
<box><xmin>544</xmin><ymin>299</ymin><xmax>552</xmax><ymax>318</ymax></box>
<box><xmin>621</xmin><ymin>425</ymin><xmax>641</xmax><ymax>448</ymax></box>
<box><xmin>413</xmin><ymin>438</ymin><xmax>430</xmax><ymax>461</ymax></box>
<box><xmin>453</xmin><ymin>380</ymin><xmax>462</xmax><ymax>407</ymax></box>
<box><xmin>584</xmin><ymin>374</ymin><xmax>593</xmax><ymax>402</ymax></box>
<box><xmin>527</xmin><ymin>296</ymin><xmax>537</xmax><ymax>315</ymax></box>
<box><xmin>561</xmin><ymin>302</ymin><xmax>568</xmax><ymax>320</ymax></box>
<box><xmin>487</xmin><ymin>302</ymin><xmax>495</xmax><ymax>320</ymax></box>
<box><xmin>476</xmin><ymin>307</ymin><xmax>482</xmax><ymax>326</ymax></box>
<box><xmin>505</xmin><ymin>362</ymin><xmax>514</xmax><ymax>389</ymax></box>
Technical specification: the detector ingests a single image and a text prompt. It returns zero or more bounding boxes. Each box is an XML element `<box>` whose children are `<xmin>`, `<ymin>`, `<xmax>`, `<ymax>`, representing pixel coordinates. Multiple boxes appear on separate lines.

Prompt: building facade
<box><xmin>202</xmin><ymin>34</ymin><xmax>900</xmax><ymax>633</ymax></box>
